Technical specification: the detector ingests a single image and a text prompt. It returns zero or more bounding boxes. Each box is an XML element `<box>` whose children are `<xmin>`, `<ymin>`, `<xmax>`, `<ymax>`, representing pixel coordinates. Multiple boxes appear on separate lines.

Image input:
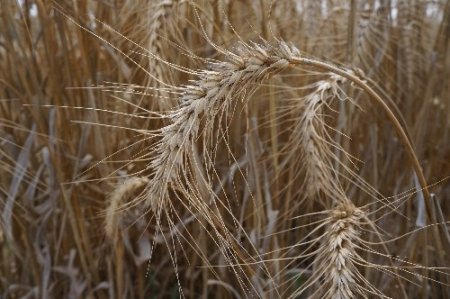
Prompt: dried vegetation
<box><xmin>1</xmin><ymin>0</ymin><xmax>450</xmax><ymax>298</ymax></box>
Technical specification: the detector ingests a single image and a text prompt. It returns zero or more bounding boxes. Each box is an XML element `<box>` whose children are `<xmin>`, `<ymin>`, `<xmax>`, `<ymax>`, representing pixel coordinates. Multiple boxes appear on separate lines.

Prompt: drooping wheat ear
<box><xmin>293</xmin><ymin>74</ymin><xmax>350</xmax><ymax>206</ymax></box>
<box><xmin>105</xmin><ymin>176</ymin><xmax>149</xmax><ymax>239</ymax></box>
<box><xmin>144</xmin><ymin>41</ymin><xmax>301</xmax><ymax>218</ymax></box>
<box><xmin>292</xmin><ymin>201</ymin><xmax>375</xmax><ymax>299</ymax></box>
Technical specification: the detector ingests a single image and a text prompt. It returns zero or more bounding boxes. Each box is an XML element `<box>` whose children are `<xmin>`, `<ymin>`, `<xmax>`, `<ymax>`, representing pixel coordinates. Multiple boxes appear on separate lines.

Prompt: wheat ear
<box><xmin>317</xmin><ymin>201</ymin><xmax>365</xmax><ymax>299</ymax></box>
<box><xmin>147</xmin><ymin>0</ymin><xmax>176</xmax><ymax>110</ymax></box>
<box><xmin>294</xmin><ymin>74</ymin><xmax>349</xmax><ymax>206</ymax></box>
<box><xmin>291</xmin><ymin>201</ymin><xmax>380</xmax><ymax>299</ymax></box>
<box><xmin>105</xmin><ymin>176</ymin><xmax>149</xmax><ymax>239</ymax></box>
<box><xmin>145</xmin><ymin>41</ymin><xmax>301</xmax><ymax>216</ymax></box>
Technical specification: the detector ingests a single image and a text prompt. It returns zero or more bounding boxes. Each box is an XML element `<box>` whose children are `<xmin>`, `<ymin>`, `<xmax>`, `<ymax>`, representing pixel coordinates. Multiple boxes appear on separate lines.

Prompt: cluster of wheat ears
<box><xmin>1</xmin><ymin>0</ymin><xmax>450</xmax><ymax>298</ymax></box>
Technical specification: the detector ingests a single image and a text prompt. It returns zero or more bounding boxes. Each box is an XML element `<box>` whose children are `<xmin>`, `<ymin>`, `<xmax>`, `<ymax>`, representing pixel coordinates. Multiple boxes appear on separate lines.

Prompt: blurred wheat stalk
<box><xmin>1</xmin><ymin>0</ymin><xmax>450</xmax><ymax>298</ymax></box>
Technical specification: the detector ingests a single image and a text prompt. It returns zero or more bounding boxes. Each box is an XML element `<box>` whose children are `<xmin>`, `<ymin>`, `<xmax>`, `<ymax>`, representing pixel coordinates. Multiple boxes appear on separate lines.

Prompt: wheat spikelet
<box><xmin>105</xmin><ymin>176</ymin><xmax>149</xmax><ymax>239</ymax></box>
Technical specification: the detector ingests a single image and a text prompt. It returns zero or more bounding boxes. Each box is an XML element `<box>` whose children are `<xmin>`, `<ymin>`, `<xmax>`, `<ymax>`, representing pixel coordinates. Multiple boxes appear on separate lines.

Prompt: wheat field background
<box><xmin>1</xmin><ymin>0</ymin><xmax>450</xmax><ymax>298</ymax></box>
